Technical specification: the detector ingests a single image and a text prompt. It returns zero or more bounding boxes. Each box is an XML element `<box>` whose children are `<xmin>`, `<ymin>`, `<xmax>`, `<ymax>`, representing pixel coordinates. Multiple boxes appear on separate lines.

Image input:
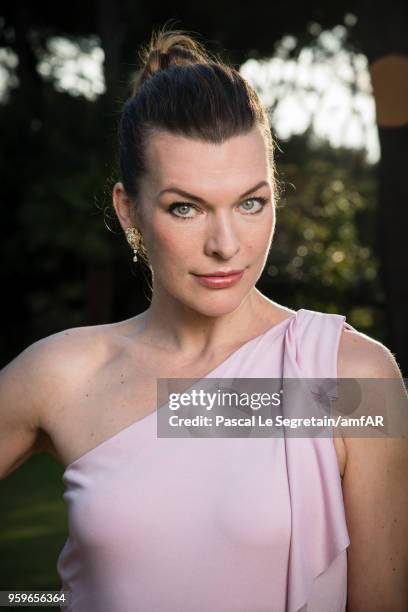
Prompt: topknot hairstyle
<box><xmin>134</xmin><ymin>28</ymin><xmax>215</xmax><ymax>92</ymax></box>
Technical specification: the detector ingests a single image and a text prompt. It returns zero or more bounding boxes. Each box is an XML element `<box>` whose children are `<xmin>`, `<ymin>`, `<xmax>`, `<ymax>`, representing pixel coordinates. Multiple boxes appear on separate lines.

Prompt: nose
<box><xmin>203</xmin><ymin>210</ymin><xmax>240</xmax><ymax>259</ymax></box>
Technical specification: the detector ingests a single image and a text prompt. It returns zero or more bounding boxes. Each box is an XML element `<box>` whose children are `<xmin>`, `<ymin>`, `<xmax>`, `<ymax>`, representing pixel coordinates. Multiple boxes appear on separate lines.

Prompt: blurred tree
<box><xmin>261</xmin><ymin>131</ymin><xmax>382</xmax><ymax>334</ymax></box>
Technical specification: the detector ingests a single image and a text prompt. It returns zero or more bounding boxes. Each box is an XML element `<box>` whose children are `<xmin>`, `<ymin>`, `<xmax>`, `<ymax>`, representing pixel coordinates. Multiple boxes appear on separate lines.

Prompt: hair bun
<box><xmin>134</xmin><ymin>26</ymin><xmax>214</xmax><ymax>93</ymax></box>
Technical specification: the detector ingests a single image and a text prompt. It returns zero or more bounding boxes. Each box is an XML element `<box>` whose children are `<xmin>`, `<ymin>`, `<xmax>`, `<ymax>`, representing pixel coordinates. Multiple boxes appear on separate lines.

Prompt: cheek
<box><xmin>246</xmin><ymin>217</ymin><xmax>275</xmax><ymax>267</ymax></box>
<box><xmin>247</xmin><ymin>211</ymin><xmax>275</xmax><ymax>251</ymax></box>
<box><xmin>148</xmin><ymin>222</ymin><xmax>197</xmax><ymax>264</ymax></box>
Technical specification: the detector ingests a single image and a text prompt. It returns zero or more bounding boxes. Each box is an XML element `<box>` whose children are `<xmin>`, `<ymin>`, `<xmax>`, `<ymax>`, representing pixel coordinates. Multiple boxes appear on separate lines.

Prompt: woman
<box><xmin>1</xmin><ymin>26</ymin><xmax>407</xmax><ymax>612</ymax></box>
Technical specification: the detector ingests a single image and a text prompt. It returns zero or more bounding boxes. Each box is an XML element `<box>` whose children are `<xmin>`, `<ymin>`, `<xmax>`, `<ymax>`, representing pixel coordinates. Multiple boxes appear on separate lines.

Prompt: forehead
<box><xmin>143</xmin><ymin>125</ymin><xmax>270</xmax><ymax>195</ymax></box>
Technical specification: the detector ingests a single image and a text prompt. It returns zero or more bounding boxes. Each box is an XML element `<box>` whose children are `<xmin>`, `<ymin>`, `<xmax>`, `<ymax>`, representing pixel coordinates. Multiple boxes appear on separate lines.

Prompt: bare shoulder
<box><xmin>21</xmin><ymin>323</ymin><xmax>113</xmax><ymax>398</ymax></box>
<box><xmin>334</xmin><ymin>324</ymin><xmax>405</xmax><ymax>481</ymax></box>
<box><xmin>336</xmin><ymin>323</ymin><xmax>405</xmax><ymax>442</ymax></box>
<box><xmin>337</xmin><ymin>324</ymin><xmax>402</xmax><ymax>379</ymax></box>
<box><xmin>0</xmin><ymin>322</ymin><xmax>117</xmax><ymax>477</ymax></box>
<box><xmin>38</xmin><ymin>322</ymin><xmax>129</xmax><ymax>423</ymax></box>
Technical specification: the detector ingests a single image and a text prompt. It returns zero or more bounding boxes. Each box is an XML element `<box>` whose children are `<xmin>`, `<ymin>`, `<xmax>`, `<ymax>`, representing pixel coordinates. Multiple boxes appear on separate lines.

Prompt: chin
<box><xmin>185</xmin><ymin>293</ymin><xmax>247</xmax><ymax>318</ymax></box>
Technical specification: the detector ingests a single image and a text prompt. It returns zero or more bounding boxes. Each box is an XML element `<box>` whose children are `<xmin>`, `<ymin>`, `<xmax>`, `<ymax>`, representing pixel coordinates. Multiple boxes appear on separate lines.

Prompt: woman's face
<box><xmin>116</xmin><ymin>124</ymin><xmax>275</xmax><ymax>317</ymax></box>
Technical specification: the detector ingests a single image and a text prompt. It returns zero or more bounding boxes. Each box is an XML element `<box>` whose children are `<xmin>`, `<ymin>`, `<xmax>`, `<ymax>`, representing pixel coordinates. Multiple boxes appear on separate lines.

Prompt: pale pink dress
<box><xmin>57</xmin><ymin>308</ymin><xmax>353</xmax><ymax>611</ymax></box>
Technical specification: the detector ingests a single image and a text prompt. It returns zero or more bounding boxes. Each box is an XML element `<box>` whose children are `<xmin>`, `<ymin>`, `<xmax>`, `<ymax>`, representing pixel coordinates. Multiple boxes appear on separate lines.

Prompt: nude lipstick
<box><xmin>192</xmin><ymin>269</ymin><xmax>244</xmax><ymax>289</ymax></box>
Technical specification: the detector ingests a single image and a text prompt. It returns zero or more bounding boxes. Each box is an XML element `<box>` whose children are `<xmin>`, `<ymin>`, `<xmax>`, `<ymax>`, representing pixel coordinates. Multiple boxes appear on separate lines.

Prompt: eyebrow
<box><xmin>158</xmin><ymin>180</ymin><xmax>270</xmax><ymax>203</ymax></box>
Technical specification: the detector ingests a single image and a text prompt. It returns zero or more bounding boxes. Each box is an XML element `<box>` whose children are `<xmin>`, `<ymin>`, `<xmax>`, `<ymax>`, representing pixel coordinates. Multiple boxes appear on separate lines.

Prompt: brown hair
<box><xmin>117</xmin><ymin>24</ymin><xmax>278</xmax><ymax>262</ymax></box>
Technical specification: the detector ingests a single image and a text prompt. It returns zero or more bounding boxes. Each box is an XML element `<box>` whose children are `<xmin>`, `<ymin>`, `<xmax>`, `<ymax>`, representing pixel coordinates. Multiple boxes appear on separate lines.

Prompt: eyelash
<box><xmin>168</xmin><ymin>197</ymin><xmax>268</xmax><ymax>219</ymax></box>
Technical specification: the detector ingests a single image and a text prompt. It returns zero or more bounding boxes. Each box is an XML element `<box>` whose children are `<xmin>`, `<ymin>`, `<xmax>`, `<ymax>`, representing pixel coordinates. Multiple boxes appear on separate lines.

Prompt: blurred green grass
<box><xmin>0</xmin><ymin>453</ymin><xmax>68</xmax><ymax>607</ymax></box>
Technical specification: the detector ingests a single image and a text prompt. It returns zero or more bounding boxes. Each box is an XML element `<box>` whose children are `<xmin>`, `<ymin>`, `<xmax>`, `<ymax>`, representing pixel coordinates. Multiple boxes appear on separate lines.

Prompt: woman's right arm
<box><xmin>0</xmin><ymin>339</ymin><xmax>52</xmax><ymax>480</ymax></box>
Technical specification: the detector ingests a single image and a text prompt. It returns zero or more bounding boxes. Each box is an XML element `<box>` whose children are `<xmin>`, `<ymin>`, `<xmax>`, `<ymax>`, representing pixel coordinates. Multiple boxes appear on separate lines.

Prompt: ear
<box><xmin>112</xmin><ymin>182</ymin><xmax>141</xmax><ymax>231</ymax></box>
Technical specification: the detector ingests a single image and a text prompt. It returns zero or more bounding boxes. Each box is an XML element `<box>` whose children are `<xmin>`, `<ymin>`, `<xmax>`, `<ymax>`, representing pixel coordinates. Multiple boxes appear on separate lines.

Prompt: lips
<box><xmin>194</xmin><ymin>270</ymin><xmax>244</xmax><ymax>277</ymax></box>
<box><xmin>192</xmin><ymin>269</ymin><xmax>245</xmax><ymax>288</ymax></box>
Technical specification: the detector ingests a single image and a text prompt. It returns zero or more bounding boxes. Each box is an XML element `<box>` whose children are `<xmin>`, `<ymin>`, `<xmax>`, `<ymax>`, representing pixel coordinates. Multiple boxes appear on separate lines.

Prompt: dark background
<box><xmin>0</xmin><ymin>0</ymin><xmax>407</xmax><ymax>599</ymax></box>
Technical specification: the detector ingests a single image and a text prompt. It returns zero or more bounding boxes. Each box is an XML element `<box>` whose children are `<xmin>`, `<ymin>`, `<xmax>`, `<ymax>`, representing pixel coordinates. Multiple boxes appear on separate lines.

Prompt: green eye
<box><xmin>240</xmin><ymin>197</ymin><xmax>268</xmax><ymax>213</ymax></box>
<box><xmin>168</xmin><ymin>197</ymin><xmax>268</xmax><ymax>220</ymax></box>
<box><xmin>169</xmin><ymin>203</ymin><xmax>196</xmax><ymax>218</ymax></box>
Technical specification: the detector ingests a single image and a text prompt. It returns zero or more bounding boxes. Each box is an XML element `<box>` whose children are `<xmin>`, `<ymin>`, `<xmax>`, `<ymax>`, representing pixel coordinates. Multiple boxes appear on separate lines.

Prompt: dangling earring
<box><xmin>125</xmin><ymin>226</ymin><xmax>141</xmax><ymax>262</ymax></box>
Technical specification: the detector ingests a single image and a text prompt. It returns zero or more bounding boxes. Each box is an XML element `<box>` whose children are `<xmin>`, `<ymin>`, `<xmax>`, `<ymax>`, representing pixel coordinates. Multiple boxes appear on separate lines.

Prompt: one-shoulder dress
<box><xmin>57</xmin><ymin>308</ymin><xmax>354</xmax><ymax>611</ymax></box>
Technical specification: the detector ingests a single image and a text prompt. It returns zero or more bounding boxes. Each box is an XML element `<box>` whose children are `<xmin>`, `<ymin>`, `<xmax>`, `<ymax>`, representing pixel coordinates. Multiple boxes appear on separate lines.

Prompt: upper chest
<box><xmin>42</xmin><ymin>341</ymin><xmax>235</xmax><ymax>468</ymax></box>
<box><xmin>41</xmin><ymin>333</ymin><xmax>347</xmax><ymax>479</ymax></box>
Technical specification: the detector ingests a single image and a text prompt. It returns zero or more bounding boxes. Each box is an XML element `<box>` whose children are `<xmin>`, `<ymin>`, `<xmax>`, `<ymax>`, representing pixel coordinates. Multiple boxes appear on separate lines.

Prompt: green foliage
<box><xmin>263</xmin><ymin>132</ymin><xmax>384</xmax><ymax>336</ymax></box>
<box><xmin>0</xmin><ymin>454</ymin><xmax>67</xmax><ymax>599</ymax></box>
